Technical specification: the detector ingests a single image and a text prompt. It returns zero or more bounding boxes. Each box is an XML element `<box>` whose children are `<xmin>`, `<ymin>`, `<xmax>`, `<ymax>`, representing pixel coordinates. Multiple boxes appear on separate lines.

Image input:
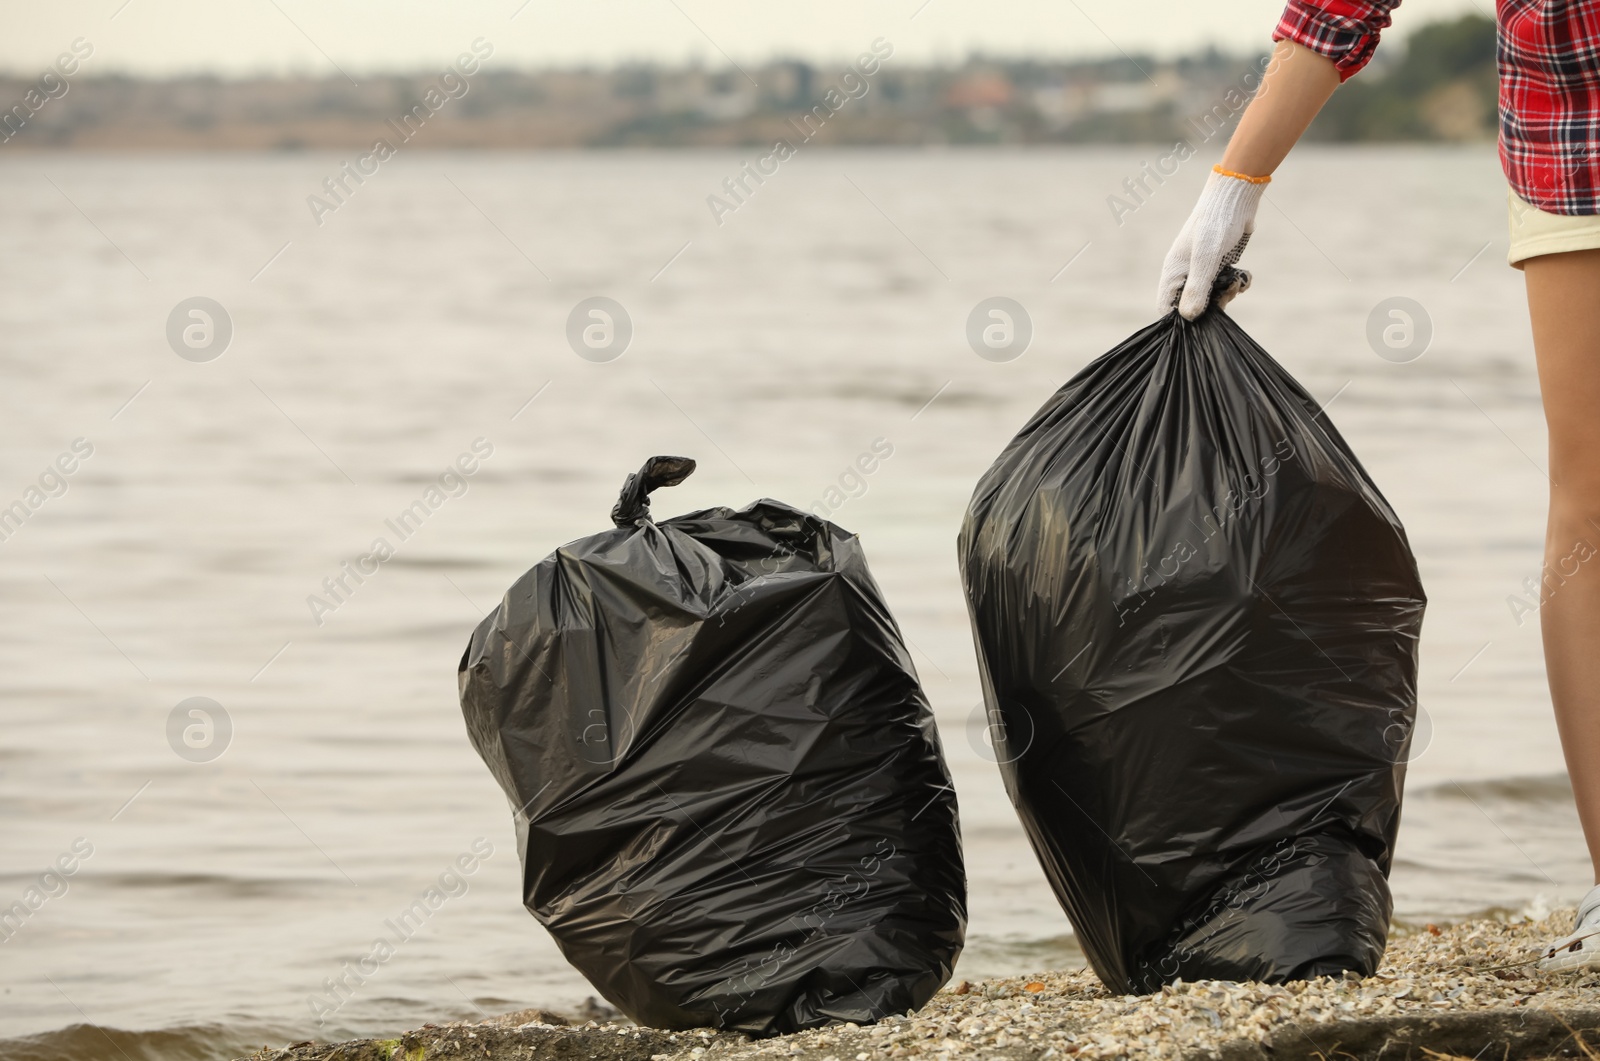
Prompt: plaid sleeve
<box><xmin>1272</xmin><ymin>0</ymin><xmax>1403</xmax><ymax>82</ymax></box>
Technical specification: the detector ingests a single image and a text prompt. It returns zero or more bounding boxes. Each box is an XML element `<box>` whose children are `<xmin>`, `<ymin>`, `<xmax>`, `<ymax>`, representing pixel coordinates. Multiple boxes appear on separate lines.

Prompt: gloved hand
<box><xmin>1158</xmin><ymin>166</ymin><xmax>1270</xmax><ymax>320</ymax></box>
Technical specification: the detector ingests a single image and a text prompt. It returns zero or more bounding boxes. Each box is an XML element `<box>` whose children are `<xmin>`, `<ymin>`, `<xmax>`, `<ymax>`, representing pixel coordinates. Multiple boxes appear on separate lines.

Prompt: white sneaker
<box><xmin>1538</xmin><ymin>884</ymin><xmax>1600</xmax><ymax>972</ymax></box>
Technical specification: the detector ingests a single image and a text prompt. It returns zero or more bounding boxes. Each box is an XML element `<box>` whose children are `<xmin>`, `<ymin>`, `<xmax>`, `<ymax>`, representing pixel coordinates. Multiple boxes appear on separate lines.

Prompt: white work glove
<box><xmin>1158</xmin><ymin>167</ymin><xmax>1270</xmax><ymax>320</ymax></box>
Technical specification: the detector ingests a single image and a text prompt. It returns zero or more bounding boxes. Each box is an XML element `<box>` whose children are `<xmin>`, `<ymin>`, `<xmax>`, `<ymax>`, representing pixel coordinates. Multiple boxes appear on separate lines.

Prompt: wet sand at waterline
<box><xmin>0</xmin><ymin>145</ymin><xmax>1587</xmax><ymax>1058</ymax></box>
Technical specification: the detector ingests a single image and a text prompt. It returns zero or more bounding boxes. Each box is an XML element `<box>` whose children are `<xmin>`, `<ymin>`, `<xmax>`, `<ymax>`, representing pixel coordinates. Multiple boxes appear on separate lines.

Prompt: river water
<box><xmin>0</xmin><ymin>145</ymin><xmax>1583</xmax><ymax>1060</ymax></box>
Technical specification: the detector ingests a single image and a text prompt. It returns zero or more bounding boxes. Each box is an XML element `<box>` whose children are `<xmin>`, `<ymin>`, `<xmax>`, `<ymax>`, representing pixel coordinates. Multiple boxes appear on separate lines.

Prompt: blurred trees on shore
<box><xmin>0</xmin><ymin>15</ymin><xmax>1498</xmax><ymax>150</ymax></box>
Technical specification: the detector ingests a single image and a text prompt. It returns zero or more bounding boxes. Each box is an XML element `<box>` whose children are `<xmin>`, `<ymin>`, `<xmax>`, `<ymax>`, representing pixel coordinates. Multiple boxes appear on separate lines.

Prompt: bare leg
<box><xmin>1524</xmin><ymin>247</ymin><xmax>1600</xmax><ymax>883</ymax></box>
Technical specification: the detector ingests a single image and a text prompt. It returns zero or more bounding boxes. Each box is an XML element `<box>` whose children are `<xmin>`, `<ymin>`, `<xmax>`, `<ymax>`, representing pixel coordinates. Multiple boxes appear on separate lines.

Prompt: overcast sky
<box><xmin>2</xmin><ymin>0</ymin><xmax>1488</xmax><ymax>77</ymax></box>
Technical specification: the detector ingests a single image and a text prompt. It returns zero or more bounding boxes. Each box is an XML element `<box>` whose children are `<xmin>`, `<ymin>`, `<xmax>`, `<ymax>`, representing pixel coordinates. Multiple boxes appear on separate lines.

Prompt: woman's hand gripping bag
<box><xmin>958</xmin><ymin>276</ymin><xmax>1425</xmax><ymax>994</ymax></box>
<box><xmin>459</xmin><ymin>456</ymin><xmax>966</xmax><ymax>1035</ymax></box>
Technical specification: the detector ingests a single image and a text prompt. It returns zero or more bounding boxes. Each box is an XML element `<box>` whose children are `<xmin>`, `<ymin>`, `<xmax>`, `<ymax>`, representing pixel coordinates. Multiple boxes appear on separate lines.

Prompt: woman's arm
<box><xmin>1158</xmin><ymin>39</ymin><xmax>1342</xmax><ymax>319</ymax></box>
<box><xmin>1221</xmin><ymin>39</ymin><xmax>1340</xmax><ymax>178</ymax></box>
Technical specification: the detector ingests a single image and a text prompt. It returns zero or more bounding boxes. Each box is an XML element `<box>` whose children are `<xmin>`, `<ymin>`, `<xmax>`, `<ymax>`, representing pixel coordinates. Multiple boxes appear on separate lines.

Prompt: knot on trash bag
<box><xmin>1209</xmin><ymin>264</ymin><xmax>1251</xmax><ymax>314</ymax></box>
<box><xmin>611</xmin><ymin>455</ymin><xmax>697</xmax><ymax>526</ymax></box>
<box><xmin>1169</xmin><ymin>264</ymin><xmax>1253</xmax><ymax>317</ymax></box>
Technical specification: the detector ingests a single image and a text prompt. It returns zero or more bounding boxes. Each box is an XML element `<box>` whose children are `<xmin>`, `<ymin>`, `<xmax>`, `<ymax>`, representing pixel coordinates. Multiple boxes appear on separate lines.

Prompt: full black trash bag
<box><xmin>958</xmin><ymin>281</ymin><xmax>1426</xmax><ymax>994</ymax></box>
<box><xmin>459</xmin><ymin>456</ymin><xmax>966</xmax><ymax>1035</ymax></box>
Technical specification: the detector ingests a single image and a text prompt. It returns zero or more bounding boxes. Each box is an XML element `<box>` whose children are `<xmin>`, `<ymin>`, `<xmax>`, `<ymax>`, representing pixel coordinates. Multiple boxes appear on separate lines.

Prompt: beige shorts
<box><xmin>1508</xmin><ymin>190</ymin><xmax>1600</xmax><ymax>268</ymax></box>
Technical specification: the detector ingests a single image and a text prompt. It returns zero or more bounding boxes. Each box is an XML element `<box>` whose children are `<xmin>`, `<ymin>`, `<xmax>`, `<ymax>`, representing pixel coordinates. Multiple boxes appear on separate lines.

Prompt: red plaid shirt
<box><xmin>1274</xmin><ymin>0</ymin><xmax>1600</xmax><ymax>215</ymax></box>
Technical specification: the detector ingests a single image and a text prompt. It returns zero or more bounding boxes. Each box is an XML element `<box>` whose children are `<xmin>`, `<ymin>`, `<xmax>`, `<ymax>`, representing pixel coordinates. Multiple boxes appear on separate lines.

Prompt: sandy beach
<box><xmin>234</xmin><ymin>907</ymin><xmax>1600</xmax><ymax>1061</ymax></box>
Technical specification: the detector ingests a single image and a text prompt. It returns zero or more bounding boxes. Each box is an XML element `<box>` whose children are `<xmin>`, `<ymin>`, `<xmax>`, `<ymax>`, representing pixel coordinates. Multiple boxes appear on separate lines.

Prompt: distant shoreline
<box><xmin>0</xmin><ymin>15</ymin><xmax>1497</xmax><ymax>154</ymax></box>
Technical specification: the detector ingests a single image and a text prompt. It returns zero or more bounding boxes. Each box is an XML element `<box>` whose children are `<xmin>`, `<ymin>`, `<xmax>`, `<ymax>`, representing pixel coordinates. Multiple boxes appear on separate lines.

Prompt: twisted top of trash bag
<box><xmin>612</xmin><ymin>455</ymin><xmax>697</xmax><ymax>526</ymax></box>
<box><xmin>1207</xmin><ymin>264</ymin><xmax>1251</xmax><ymax>314</ymax></box>
<box><xmin>1168</xmin><ymin>264</ymin><xmax>1253</xmax><ymax>316</ymax></box>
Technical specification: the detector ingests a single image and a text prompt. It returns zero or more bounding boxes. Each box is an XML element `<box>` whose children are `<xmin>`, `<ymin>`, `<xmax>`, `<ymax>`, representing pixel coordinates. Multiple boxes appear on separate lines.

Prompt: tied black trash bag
<box><xmin>459</xmin><ymin>456</ymin><xmax>966</xmax><ymax>1035</ymax></box>
<box><xmin>958</xmin><ymin>276</ymin><xmax>1426</xmax><ymax>994</ymax></box>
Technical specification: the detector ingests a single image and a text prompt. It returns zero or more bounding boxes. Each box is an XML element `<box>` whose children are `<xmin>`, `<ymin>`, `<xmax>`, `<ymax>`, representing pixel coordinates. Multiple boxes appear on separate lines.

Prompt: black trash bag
<box><xmin>459</xmin><ymin>456</ymin><xmax>966</xmax><ymax>1035</ymax></box>
<box><xmin>958</xmin><ymin>276</ymin><xmax>1426</xmax><ymax>994</ymax></box>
